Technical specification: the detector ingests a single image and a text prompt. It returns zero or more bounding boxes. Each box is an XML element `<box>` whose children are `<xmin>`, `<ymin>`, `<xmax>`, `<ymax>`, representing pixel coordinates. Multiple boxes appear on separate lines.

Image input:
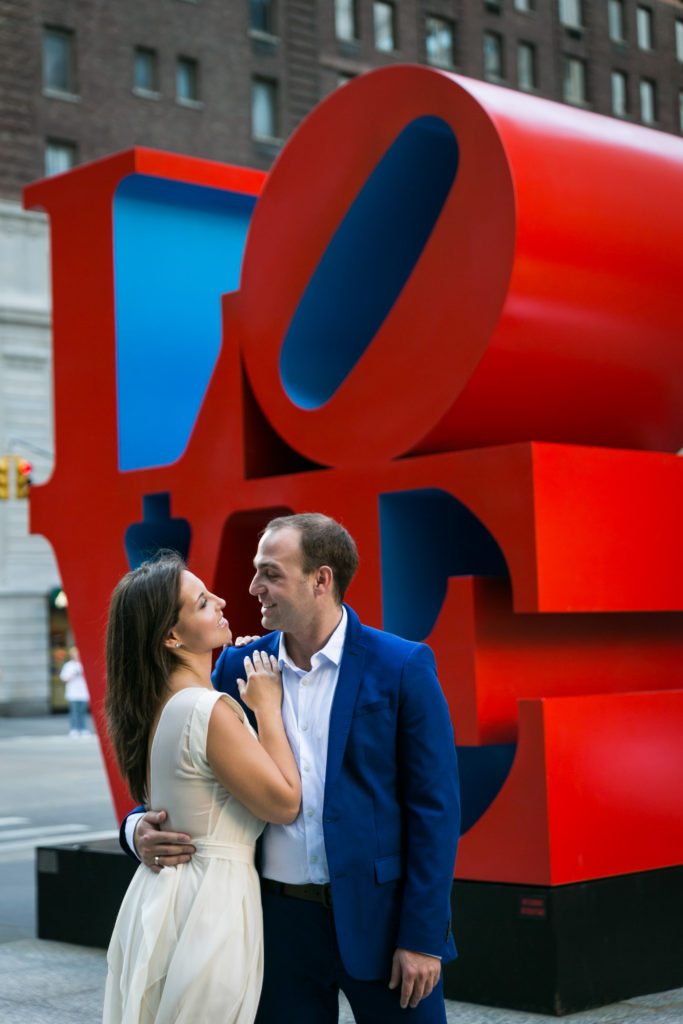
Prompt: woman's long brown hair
<box><xmin>105</xmin><ymin>552</ymin><xmax>186</xmax><ymax>804</ymax></box>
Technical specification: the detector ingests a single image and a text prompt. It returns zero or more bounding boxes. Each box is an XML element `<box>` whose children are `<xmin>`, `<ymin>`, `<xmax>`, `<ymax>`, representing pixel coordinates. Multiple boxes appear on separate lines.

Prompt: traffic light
<box><xmin>15</xmin><ymin>458</ymin><xmax>32</xmax><ymax>499</ymax></box>
<box><xmin>0</xmin><ymin>456</ymin><xmax>9</xmax><ymax>500</ymax></box>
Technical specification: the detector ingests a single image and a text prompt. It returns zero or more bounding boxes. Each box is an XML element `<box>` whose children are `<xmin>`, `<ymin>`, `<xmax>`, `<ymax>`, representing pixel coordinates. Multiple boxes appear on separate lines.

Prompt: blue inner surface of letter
<box><xmin>114</xmin><ymin>175</ymin><xmax>255</xmax><ymax>471</ymax></box>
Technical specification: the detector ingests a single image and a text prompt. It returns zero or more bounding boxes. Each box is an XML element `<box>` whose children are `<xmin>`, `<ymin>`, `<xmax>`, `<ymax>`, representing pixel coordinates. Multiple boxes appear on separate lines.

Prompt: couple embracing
<box><xmin>104</xmin><ymin>513</ymin><xmax>460</xmax><ymax>1023</ymax></box>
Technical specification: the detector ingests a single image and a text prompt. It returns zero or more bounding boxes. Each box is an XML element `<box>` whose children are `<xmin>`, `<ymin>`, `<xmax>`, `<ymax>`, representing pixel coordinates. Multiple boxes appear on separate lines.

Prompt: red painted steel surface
<box><xmin>431</xmin><ymin>575</ymin><xmax>683</xmax><ymax>747</ymax></box>
<box><xmin>237</xmin><ymin>66</ymin><xmax>683</xmax><ymax>466</ymax></box>
<box><xmin>456</xmin><ymin>691</ymin><xmax>683</xmax><ymax>884</ymax></box>
<box><xmin>23</xmin><ymin>67</ymin><xmax>683</xmax><ymax>886</ymax></box>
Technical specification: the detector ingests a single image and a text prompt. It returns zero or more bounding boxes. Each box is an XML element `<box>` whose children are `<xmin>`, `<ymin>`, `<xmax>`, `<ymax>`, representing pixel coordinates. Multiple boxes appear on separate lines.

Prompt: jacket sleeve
<box><xmin>118</xmin><ymin>805</ymin><xmax>145</xmax><ymax>859</ymax></box>
<box><xmin>395</xmin><ymin>643</ymin><xmax>460</xmax><ymax>957</ymax></box>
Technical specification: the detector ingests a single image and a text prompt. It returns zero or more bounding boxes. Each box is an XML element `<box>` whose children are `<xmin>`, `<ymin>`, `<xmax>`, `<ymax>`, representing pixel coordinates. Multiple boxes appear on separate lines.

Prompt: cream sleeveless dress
<box><xmin>103</xmin><ymin>688</ymin><xmax>265</xmax><ymax>1024</ymax></box>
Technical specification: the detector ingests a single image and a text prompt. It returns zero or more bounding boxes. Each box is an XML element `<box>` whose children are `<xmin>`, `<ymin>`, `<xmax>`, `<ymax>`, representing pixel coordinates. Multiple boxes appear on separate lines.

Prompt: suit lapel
<box><xmin>324</xmin><ymin>606</ymin><xmax>366</xmax><ymax>801</ymax></box>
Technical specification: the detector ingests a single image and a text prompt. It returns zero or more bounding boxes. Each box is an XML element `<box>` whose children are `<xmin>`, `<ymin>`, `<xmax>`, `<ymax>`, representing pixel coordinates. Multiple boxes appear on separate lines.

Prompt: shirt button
<box><xmin>311</xmin><ymin>855</ymin><xmax>318</xmax><ymax>863</ymax></box>
<box><xmin>301</xmin><ymin>721</ymin><xmax>308</xmax><ymax>731</ymax></box>
<box><xmin>301</xmin><ymin>678</ymin><xmax>309</xmax><ymax>686</ymax></box>
<box><xmin>302</xmin><ymin>761</ymin><xmax>310</xmax><ymax>772</ymax></box>
<box><xmin>306</xmin><ymin>809</ymin><xmax>314</xmax><ymax>818</ymax></box>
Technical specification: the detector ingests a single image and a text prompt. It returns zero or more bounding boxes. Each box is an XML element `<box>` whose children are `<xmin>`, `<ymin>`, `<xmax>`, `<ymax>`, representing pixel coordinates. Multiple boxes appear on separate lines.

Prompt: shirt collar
<box><xmin>278</xmin><ymin>606</ymin><xmax>348</xmax><ymax>673</ymax></box>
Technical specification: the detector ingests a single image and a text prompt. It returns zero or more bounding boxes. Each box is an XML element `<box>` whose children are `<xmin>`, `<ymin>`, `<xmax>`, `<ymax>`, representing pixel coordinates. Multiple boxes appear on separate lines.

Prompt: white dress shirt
<box><xmin>262</xmin><ymin>607</ymin><xmax>347</xmax><ymax>884</ymax></box>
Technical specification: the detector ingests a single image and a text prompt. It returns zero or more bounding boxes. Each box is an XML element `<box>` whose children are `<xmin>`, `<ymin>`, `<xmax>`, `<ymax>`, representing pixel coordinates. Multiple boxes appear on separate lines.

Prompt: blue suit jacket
<box><xmin>213</xmin><ymin>605</ymin><xmax>460</xmax><ymax>980</ymax></box>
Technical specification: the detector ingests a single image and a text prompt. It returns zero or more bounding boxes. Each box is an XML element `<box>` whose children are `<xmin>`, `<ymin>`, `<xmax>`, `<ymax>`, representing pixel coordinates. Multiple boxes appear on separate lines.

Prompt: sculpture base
<box><xmin>445</xmin><ymin>866</ymin><xmax>683</xmax><ymax>1015</ymax></box>
<box><xmin>37</xmin><ymin>839</ymin><xmax>136</xmax><ymax>949</ymax></box>
<box><xmin>37</xmin><ymin>843</ymin><xmax>683</xmax><ymax>1015</ymax></box>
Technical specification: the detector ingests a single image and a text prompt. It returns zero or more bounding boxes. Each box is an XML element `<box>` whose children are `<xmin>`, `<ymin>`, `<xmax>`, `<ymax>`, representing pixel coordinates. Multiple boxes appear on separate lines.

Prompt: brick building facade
<box><xmin>1</xmin><ymin>0</ymin><xmax>682</xmax><ymax>201</ymax></box>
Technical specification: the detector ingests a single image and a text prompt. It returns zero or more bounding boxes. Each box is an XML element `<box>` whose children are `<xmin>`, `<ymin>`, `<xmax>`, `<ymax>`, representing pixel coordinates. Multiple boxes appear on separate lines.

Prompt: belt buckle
<box><xmin>321</xmin><ymin>884</ymin><xmax>333</xmax><ymax>909</ymax></box>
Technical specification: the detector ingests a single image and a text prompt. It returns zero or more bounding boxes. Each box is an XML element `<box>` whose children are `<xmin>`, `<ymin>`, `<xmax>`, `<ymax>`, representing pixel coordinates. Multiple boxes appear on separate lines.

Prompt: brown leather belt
<box><xmin>262</xmin><ymin>878</ymin><xmax>333</xmax><ymax>909</ymax></box>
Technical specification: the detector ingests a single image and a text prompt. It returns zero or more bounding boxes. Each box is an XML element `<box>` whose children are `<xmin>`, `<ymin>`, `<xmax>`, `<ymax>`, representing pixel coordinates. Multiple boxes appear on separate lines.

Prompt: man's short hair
<box><xmin>263</xmin><ymin>513</ymin><xmax>359</xmax><ymax>603</ymax></box>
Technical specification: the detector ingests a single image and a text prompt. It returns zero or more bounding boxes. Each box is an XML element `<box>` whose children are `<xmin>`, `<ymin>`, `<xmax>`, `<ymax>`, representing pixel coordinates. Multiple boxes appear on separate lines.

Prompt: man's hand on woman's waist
<box><xmin>134</xmin><ymin>809</ymin><xmax>196</xmax><ymax>873</ymax></box>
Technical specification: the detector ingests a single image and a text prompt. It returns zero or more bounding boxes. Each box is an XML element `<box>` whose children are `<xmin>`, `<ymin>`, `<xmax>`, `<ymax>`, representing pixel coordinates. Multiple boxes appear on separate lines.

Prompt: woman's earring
<box><xmin>175</xmin><ymin>642</ymin><xmax>182</xmax><ymax>649</ymax></box>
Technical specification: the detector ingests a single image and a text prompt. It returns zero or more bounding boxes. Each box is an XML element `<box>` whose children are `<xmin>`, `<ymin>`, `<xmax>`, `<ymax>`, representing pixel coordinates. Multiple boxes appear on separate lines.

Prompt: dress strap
<box><xmin>219</xmin><ymin>692</ymin><xmax>246</xmax><ymax>722</ymax></box>
<box><xmin>193</xmin><ymin>838</ymin><xmax>255</xmax><ymax>864</ymax></box>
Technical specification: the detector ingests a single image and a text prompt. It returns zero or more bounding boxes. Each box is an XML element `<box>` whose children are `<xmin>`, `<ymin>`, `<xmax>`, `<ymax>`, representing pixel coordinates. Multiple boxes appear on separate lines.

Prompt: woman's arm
<box><xmin>207</xmin><ymin>652</ymin><xmax>301</xmax><ymax>824</ymax></box>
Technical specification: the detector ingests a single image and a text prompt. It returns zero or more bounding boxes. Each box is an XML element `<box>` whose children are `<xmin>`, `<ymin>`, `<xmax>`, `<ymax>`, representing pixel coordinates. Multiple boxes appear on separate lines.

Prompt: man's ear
<box><xmin>314</xmin><ymin>566</ymin><xmax>334</xmax><ymax>595</ymax></box>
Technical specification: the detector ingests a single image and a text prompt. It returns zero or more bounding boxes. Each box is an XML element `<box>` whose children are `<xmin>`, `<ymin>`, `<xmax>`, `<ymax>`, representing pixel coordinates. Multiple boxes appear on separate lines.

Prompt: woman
<box><xmin>103</xmin><ymin>552</ymin><xmax>300</xmax><ymax>1024</ymax></box>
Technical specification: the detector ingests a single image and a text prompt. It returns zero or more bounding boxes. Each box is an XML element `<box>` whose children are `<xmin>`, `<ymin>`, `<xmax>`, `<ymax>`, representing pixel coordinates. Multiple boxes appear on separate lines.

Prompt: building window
<box><xmin>425</xmin><ymin>16</ymin><xmax>455</xmax><ymax>67</ymax></box>
<box><xmin>676</xmin><ymin>21</ymin><xmax>683</xmax><ymax>63</ymax></box>
<box><xmin>336</xmin><ymin>72</ymin><xmax>355</xmax><ymax>88</ymax></box>
<box><xmin>250</xmin><ymin>0</ymin><xmax>277</xmax><ymax>35</ymax></box>
<box><xmin>45</xmin><ymin>139</ymin><xmax>77</xmax><ymax>177</ymax></box>
<box><xmin>134</xmin><ymin>47</ymin><xmax>159</xmax><ymax>94</ymax></box>
<box><xmin>636</xmin><ymin>6</ymin><xmax>653</xmax><ymax>50</ymax></box>
<box><xmin>639</xmin><ymin>78</ymin><xmax>656</xmax><ymax>123</ymax></box>
<box><xmin>559</xmin><ymin>0</ymin><xmax>582</xmax><ymax>29</ymax></box>
<box><xmin>611</xmin><ymin>70</ymin><xmax>628</xmax><ymax>115</ymax></box>
<box><xmin>563</xmin><ymin>55</ymin><xmax>587</xmax><ymax>103</ymax></box>
<box><xmin>515</xmin><ymin>0</ymin><xmax>535</xmax><ymax>11</ymax></box>
<box><xmin>374</xmin><ymin>2</ymin><xmax>397</xmax><ymax>51</ymax></box>
<box><xmin>608</xmin><ymin>0</ymin><xmax>625</xmax><ymax>42</ymax></box>
<box><xmin>252</xmin><ymin>77</ymin><xmax>279</xmax><ymax>139</ymax></box>
<box><xmin>43</xmin><ymin>27</ymin><xmax>77</xmax><ymax>95</ymax></box>
<box><xmin>483</xmin><ymin>31</ymin><xmax>505</xmax><ymax>80</ymax></box>
<box><xmin>176</xmin><ymin>56</ymin><xmax>200</xmax><ymax>102</ymax></box>
<box><xmin>517</xmin><ymin>41</ymin><xmax>537</xmax><ymax>90</ymax></box>
<box><xmin>335</xmin><ymin>0</ymin><xmax>357</xmax><ymax>42</ymax></box>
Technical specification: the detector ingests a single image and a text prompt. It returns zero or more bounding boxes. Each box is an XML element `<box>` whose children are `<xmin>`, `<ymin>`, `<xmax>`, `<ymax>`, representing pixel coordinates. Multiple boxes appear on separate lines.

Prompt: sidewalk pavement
<box><xmin>4</xmin><ymin>937</ymin><xmax>683</xmax><ymax>1023</ymax></box>
<box><xmin>0</xmin><ymin>710</ymin><xmax>93</xmax><ymax>738</ymax></box>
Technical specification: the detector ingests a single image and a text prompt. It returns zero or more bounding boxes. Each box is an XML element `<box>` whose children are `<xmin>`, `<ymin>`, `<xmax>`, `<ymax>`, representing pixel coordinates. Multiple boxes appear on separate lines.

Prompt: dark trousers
<box><xmin>256</xmin><ymin>888</ymin><xmax>447</xmax><ymax>1024</ymax></box>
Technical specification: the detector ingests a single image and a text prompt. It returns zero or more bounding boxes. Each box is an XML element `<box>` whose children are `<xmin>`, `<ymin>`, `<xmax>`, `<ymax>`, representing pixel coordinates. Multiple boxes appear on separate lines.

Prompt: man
<box><xmin>122</xmin><ymin>513</ymin><xmax>460</xmax><ymax>1021</ymax></box>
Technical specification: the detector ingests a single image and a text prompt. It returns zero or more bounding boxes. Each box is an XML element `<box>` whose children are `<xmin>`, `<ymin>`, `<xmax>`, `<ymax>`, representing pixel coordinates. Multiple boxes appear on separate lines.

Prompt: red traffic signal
<box><xmin>16</xmin><ymin>458</ymin><xmax>32</xmax><ymax>499</ymax></box>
